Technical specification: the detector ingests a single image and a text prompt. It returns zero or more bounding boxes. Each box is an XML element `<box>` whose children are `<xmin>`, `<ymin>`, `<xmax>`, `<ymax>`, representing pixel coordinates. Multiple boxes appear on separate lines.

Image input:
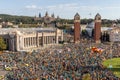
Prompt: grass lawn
<box><xmin>82</xmin><ymin>73</ymin><xmax>92</xmax><ymax>80</ymax></box>
<box><xmin>102</xmin><ymin>58</ymin><xmax>120</xmax><ymax>78</ymax></box>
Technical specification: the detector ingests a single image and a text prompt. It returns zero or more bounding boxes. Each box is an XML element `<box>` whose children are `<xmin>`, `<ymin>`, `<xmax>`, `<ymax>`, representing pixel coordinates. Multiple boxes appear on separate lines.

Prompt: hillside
<box><xmin>0</xmin><ymin>14</ymin><xmax>34</xmax><ymax>24</ymax></box>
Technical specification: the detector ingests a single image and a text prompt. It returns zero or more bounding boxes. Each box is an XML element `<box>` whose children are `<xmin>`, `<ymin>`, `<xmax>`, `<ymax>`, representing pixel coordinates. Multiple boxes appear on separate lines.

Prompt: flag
<box><xmin>91</xmin><ymin>47</ymin><xmax>103</xmax><ymax>53</ymax></box>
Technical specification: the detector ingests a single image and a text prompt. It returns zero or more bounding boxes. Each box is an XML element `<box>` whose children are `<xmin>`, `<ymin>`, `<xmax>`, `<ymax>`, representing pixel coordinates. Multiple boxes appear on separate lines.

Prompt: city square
<box><xmin>0</xmin><ymin>0</ymin><xmax>120</xmax><ymax>80</ymax></box>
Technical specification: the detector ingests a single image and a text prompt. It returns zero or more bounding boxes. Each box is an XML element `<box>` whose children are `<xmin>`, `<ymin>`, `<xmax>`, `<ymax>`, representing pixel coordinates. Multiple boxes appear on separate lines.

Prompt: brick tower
<box><xmin>74</xmin><ymin>13</ymin><xmax>80</xmax><ymax>43</ymax></box>
<box><xmin>94</xmin><ymin>13</ymin><xmax>101</xmax><ymax>43</ymax></box>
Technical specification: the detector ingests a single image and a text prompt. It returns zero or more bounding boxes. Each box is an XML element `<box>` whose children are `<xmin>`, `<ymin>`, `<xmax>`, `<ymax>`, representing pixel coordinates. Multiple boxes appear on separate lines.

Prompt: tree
<box><xmin>0</xmin><ymin>37</ymin><xmax>6</xmax><ymax>51</ymax></box>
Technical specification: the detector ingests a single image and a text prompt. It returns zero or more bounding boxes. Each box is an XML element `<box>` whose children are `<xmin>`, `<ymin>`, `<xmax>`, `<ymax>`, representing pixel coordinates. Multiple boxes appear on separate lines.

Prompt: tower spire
<box><xmin>45</xmin><ymin>11</ymin><xmax>48</xmax><ymax>17</ymax></box>
<box><xmin>51</xmin><ymin>13</ymin><xmax>55</xmax><ymax>18</ymax></box>
<box><xmin>39</xmin><ymin>12</ymin><xmax>41</xmax><ymax>18</ymax></box>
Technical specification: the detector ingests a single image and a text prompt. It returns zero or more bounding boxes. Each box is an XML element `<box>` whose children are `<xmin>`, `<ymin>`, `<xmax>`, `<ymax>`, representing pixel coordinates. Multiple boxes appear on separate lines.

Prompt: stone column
<box><xmin>54</xmin><ymin>36</ymin><xmax>55</xmax><ymax>43</ymax></box>
<box><xmin>31</xmin><ymin>37</ymin><xmax>32</xmax><ymax>47</ymax></box>
<box><xmin>52</xmin><ymin>36</ymin><xmax>53</xmax><ymax>44</ymax></box>
<box><xmin>52</xmin><ymin>36</ymin><xmax>54</xmax><ymax>44</ymax></box>
<box><xmin>29</xmin><ymin>37</ymin><xmax>31</xmax><ymax>47</ymax></box>
<box><xmin>36</xmin><ymin>32</ymin><xmax>39</xmax><ymax>47</ymax></box>
<box><xmin>56</xmin><ymin>29</ymin><xmax>58</xmax><ymax>44</ymax></box>
<box><xmin>22</xmin><ymin>37</ymin><xmax>24</xmax><ymax>49</ymax></box>
<box><xmin>46</xmin><ymin>36</ymin><xmax>47</xmax><ymax>44</ymax></box>
<box><xmin>9</xmin><ymin>33</ymin><xmax>16</xmax><ymax>51</ymax></box>
<box><xmin>26</xmin><ymin>38</ymin><xmax>28</xmax><ymax>47</ymax></box>
<box><xmin>50</xmin><ymin>36</ymin><xmax>52</xmax><ymax>44</ymax></box>
<box><xmin>19</xmin><ymin>36</ymin><xmax>23</xmax><ymax>50</ymax></box>
<box><xmin>32</xmin><ymin>37</ymin><xmax>34</xmax><ymax>47</ymax></box>
<box><xmin>42</xmin><ymin>33</ymin><xmax>44</xmax><ymax>46</ymax></box>
<box><xmin>49</xmin><ymin>36</ymin><xmax>50</xmax><ymax>44</ymax></box>
<box><xmin>47</xmin><ymin>36</ymin><xmax>48</xmax><ymax>44</ymax></box>
<box><xmin>51</xmin><ymin>36</ymin><xmax>53</xmax><ymax>44</ymax></box>
<box><xmin>31</xmin><ymin>37</ymin><xmax>33</xmax><ymax>47</ymax></box>
<box><xmin>101</xmin><ymin>32</ymin><xmax>104</xmax><ymax>42</ymax></box>
<box><xmin>24</xmin><ymin>38</ymin><xmax>25</xmax><ymax>48</ymax></box>
<box><xmin>25</xmin><ymin>38</ymin><xmax>27</xmax><ymax>47</ymax></box>
<box><xmin>44</xmin><ymin>36</ymin><xmax>46</xmax><ymax>44</ymax></box>
<box><xmin>47</xmin><ymin>36</ymin><xmax>49</xmax><ymax>44</ymax></box>
<box><xmin>35</xmin><ymin>37</ymin><xmax>37</xmax><ymax>47</ymax></box>
<box><xmin>16</xmin><ymin>34</ymin><xmax>20</xmax><ymax>51</ymax></box>
<box><xmin>61</xmin><ymin>30</ymin><xmax>63</xmax><ymax>41</ymax></box>
<box><xmin>28</xmin><ymin>37</ymin><xmax>30</xmax><ymax>47</ymax></box>
<box><xmin>27</xmin><ymin>37</ymin><xmax>29</xmax><ymax>47</ymax></box>
<box><xmin>27</xmin><ymin>38</ymin><xmax>29</xmax><ymax>47</ymax></box>
<box><xmin>9</xmin><ymin>38</ymin><xmax>14</xmax><ymax>51</ymax></box>
<box><xmin>46</xmin><ymin>36</ymin><xmax>48</xmax><ymax>44</ymax></box>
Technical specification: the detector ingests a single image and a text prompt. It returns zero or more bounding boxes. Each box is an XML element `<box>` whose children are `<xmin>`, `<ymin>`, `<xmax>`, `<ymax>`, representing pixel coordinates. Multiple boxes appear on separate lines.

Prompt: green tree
<box><xmin>0</xmin><ymin>37</ymin><xmax>6</xmax><ymax>51</ymax></box>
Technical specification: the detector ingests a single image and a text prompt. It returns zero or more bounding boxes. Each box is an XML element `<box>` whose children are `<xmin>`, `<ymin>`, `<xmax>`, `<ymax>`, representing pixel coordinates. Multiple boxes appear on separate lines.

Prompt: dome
<box><xmin>86</xmin><ymin>21</ymin><xmax>94</xmax><ymax>28</ymax></box>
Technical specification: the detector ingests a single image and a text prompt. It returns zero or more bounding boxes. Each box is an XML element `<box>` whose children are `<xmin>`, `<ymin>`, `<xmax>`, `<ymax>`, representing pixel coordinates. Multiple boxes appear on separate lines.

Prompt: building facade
<box><xmin>34</xmin><ymin>12</ymin><xmax>60</xmax><ymax>27</ymax></box>
<box><xmin>85</xmin><ymin>22</ymin><xmax>120</xmax><ymax>42</ymax></box>
<box><xmin>0</xmin><ymin>28</ymin><xmax>63</xmax><ymax>51</ymax></box>
<box><xmin>109</xmin><ymin>27</ymin><xmax>120</xmax><ymax>42</ymax></box>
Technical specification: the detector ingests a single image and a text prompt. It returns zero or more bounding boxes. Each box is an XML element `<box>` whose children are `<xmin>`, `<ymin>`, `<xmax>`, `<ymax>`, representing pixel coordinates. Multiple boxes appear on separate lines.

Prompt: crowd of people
<box><xmin>0</xmin><ymin>39</ymin><xmax>120</xmax><ymax>80</ymax></box>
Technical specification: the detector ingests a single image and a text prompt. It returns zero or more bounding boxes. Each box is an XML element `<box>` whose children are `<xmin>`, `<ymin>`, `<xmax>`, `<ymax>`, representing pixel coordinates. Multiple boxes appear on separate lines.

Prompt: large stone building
<box><xmin>34</xmin><ymin>12</ymin><xmax>60</xmax><ymax>27</ymax></box>
<box><xmin>0</xmin><ymin>28</ymin><xmax>63</xmax><ymax>51</ymax></box>
<box><xmin>109</xmin><ymin>27</ymin><xmax>120</xmax><ymax>42</ymax></box>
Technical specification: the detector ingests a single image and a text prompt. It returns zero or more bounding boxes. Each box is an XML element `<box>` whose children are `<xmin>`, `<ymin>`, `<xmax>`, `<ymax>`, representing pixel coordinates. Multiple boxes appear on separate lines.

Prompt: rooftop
<box><xmin>0</xmin><ymin>28</ymin><xmax>57</xmax><ymax>35</ymax></box>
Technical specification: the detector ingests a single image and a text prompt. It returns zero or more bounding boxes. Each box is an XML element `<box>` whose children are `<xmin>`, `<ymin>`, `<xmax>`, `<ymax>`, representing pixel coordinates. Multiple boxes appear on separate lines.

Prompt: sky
<box><xmin>0</xmin><ymin>0</ymin><xmax>120</xmax><ymax>19</ymax></box>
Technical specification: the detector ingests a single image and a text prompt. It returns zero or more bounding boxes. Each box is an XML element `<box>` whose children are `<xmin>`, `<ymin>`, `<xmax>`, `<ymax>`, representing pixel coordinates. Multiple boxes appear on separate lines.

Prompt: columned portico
<box><xmin>0</xmin><ymin>28</ymin><xmax>63</xmax><ymax>51</ymax></box>
<box><xmin>56</xmin><ymin>29</ymin><xmax>59</xmax><ymax>44</ymax></box>
<box><xmin>42</xmin><ymin>33</ymin><xmax>44</xmax><ymax>46</ymax></box>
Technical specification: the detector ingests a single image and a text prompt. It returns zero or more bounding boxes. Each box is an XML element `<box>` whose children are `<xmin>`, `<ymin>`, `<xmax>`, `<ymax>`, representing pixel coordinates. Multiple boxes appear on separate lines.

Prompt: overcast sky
<box><xmin>0</xmin><ymin>0</ymin><xmax>120</xmax><ymax>19</ymax></box>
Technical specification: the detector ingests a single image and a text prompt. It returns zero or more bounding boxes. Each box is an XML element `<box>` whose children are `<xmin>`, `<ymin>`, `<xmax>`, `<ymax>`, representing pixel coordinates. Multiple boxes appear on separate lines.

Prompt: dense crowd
<box><xmin>0</xmin><ymin>39</ymin><xmax>120</xmax><ymax>80</ymax></box>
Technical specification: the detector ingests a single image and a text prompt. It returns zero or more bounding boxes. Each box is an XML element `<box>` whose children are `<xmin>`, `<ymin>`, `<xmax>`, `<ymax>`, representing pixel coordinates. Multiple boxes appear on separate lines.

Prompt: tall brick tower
<box><xmin>74</xmin><ymin>13</ymin><xmax>80</xmax><ymax>43</ymax></box>
<box><xmin>94</xmin><ymin>13</ymin><xmax>101</xmax><ymax>43</ymax></box>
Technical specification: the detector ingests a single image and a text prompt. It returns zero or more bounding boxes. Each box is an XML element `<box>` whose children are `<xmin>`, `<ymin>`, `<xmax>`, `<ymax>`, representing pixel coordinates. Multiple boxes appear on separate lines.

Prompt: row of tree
<box><xmin>0</xmin><ymin>37</ymin><xmax>6</xmax><ymax>51</ymax></box>
<box><xmin>0</xmin><ymin>14</ymin><xmax>118</xmax><ymax>27</ymax></box>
